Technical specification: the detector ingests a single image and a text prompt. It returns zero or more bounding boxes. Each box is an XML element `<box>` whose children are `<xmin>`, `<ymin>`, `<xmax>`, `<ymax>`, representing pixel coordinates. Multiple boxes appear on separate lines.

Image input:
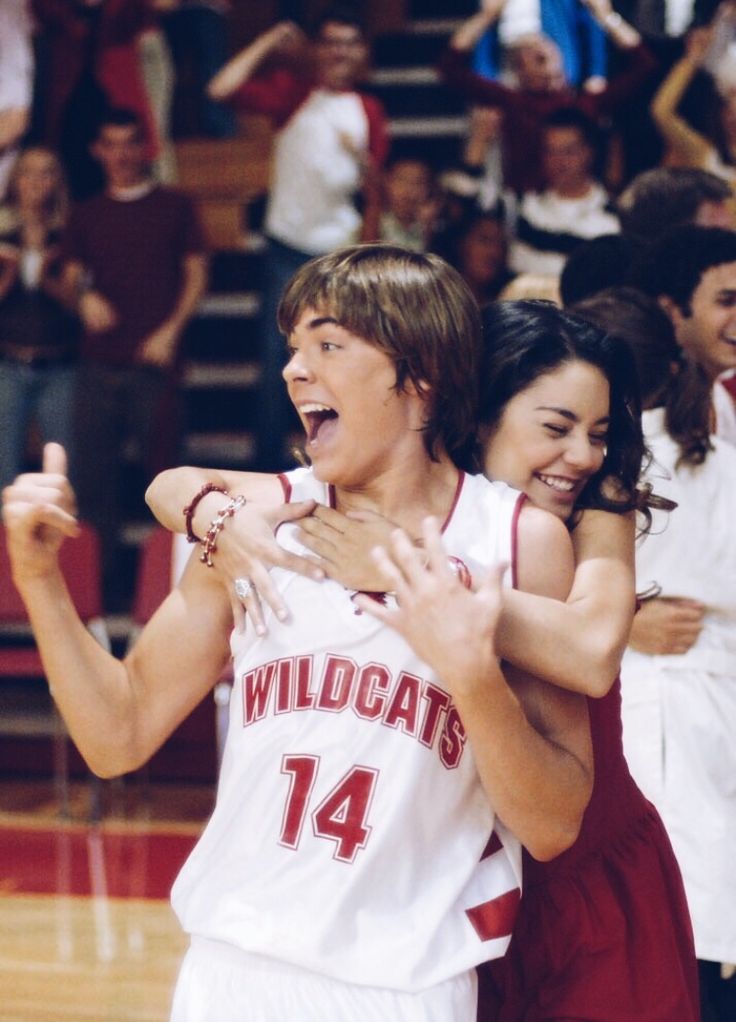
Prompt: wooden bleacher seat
<box><xmin>174</xmin><ymin>120</ymin><xmax>273</xmax><ymax>250</ymax></box>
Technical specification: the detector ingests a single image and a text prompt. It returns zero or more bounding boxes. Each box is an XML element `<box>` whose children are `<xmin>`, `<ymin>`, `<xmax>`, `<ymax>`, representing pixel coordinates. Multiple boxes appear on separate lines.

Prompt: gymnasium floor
<box><xmin>0</xmin><ymin>779</ymin><xmax>214</xmax><ymax>1022</ymax></box>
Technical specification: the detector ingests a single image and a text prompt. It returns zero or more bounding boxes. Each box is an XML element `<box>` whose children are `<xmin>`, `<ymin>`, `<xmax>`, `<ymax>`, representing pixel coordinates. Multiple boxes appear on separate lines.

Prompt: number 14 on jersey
<box><xmin>280</xmin><ymin>754</ymin><xmax>379</xmax><ymax>864</ymax></box>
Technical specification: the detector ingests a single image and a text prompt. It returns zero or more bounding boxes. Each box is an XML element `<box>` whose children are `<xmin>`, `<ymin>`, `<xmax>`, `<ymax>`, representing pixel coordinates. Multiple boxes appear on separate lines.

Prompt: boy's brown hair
<box><xmin>278</xmin><ymin>244</ymin><xmax>481</xmax><ymax>467</ymax></box>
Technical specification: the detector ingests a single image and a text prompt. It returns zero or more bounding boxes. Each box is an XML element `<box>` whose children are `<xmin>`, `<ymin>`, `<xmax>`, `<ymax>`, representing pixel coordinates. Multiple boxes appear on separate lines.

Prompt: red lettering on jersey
<box><xmin>239</xmin><ymin>653</ymin><xmax>463</xmax><ymax>768</ymax></box>
<box><xmin>275</xmin><ymin>658</ymin><xmax>293</xmax><ymax>715</ymax></box>
<box><xmin>354</xmin><ymin>662</ymin><xmax>391</xmax><ymax>720</ymax></box>
<box><xmin>311</xmin><ymin>764</ymin><xmax>378</xmax><ymax>863</ymax></box>
<box><xmin>418</xmin><ymin>683</ymin><xmax>451</xmax><ymax>748</ymax></box>
<box><xmin>383</xmin><ymin>672</ymin><xmax>421</xmax><ymax>736</ymax></box>
<box><xmin>242</xmin><ymin>661</ymin><xmax>277</xmax><ymax>725</ymax></box>
<box><xmin>439</xmin><ymin>706</ymin><xmax>467</xmax><ymax>768</ymax></box>
<box><xmin>317</xmin><ymin>655</ymin><xmax>357</xmax><ymax>711</ymax></box>
<box><xmin>280</xmin><ymin>754</ymin><xmax>319</xmax><ymax>849</ymax></box>
<box><xmin>294</xmin><ymin>655</ymin><xmax>316</xmax><ymax>710</ymax></box>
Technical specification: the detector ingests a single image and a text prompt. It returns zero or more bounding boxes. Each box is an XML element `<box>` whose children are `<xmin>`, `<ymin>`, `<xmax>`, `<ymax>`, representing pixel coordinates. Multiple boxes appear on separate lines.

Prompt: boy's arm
<box><xmin>3</xmin><ymin>446</ymin><xmax>233</xmax><ymax>779</ymax></box>
<box><xmin>580</xmin><ymin>0</ymin><xmax>642</xmax><ymax>50</ymax></box>
<box><xmin>650</xmin><ymin>30</ymin><xmax>714</xmax><ymax>166</ymax></box>
<box><xmin>207</xmin><ymin>21</ymin><xmax>305</xmax><ymax>102</ymax></box>
<box><xmin>450</xmin><ymin>0</ymin><xmax>507</xmax><ymax>53</ymax></box>
<box><xmin>136</xmin><ymin>251</ymin><xmax>208</xmax><ymax>369</ymax></box>
<box><xmin>438</xmin><ymin>1</ymin><xmax>515</xmax><ymax>110</ymax></box>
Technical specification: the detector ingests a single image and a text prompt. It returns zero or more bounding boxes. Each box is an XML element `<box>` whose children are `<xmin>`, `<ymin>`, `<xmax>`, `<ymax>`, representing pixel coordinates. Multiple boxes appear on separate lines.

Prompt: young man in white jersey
<box><xmin>3</xmin><ymin>245</ymin><xmax>592</xmax><ymax>1020</ymax></box>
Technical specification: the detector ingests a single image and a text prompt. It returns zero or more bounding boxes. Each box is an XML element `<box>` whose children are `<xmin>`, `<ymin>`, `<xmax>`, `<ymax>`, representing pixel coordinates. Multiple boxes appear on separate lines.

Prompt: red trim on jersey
<box><xmin>466</xmin><ymin>887</ymin><xmax>521</xmax><ymax>942</ymax></box>
<box><xmin>278</xmin><ymin>473</ymin><xmax>292</xmax><ymax>502</ymax></box>
<box><xmin>510</xmin><ymin>492</ymin><xmax>526</xmax><ymax>591</ymax></box>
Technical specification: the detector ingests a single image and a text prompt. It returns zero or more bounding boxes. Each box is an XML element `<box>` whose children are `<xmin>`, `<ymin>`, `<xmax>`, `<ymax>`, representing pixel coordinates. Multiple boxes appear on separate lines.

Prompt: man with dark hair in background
<box><xmin>61</xmin><ymin>108</ymin><xmax>207</xmax><ymax>598</ymax></box>
<box><xmin>617</xmin><ymin>165</ymin><xmax>734</xmax><ymax>242</ymax></box>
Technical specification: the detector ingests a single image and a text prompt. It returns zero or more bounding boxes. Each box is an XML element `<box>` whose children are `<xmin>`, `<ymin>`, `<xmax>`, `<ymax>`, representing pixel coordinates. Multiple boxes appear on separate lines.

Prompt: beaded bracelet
<box><xmin>200</xmin><ymin>495</ymin><xmax>247</xmax><ymax>567</ymax></box>
<box><xmin>183</xmin><ymin>483</ymin><xmax>229</xmax><ymax>543</ymax></box>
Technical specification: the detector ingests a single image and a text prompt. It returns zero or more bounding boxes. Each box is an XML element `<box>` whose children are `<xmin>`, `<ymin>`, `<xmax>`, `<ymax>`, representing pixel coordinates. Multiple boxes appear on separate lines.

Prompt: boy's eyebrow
<box><xmin>535</xmin><ymin>405</ymin><xmax>610</xmax><ymax>426</ymax></box>
<box><xmin>307</xmin><ymin>315</ymin><xmax>340</xmax><ymax>330</ymax></box>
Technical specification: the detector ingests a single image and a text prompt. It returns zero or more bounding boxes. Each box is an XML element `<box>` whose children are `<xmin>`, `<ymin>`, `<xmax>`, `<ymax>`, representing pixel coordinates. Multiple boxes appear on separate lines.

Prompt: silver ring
<box><xmin>234</xmin><ymin>577</ymin><xmax>254</xmax><ymax>601</ymax></box>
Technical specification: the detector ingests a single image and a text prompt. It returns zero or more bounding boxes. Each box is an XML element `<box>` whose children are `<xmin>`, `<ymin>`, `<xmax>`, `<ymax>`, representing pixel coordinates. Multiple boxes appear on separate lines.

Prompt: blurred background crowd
<box><xmin>1</xmin><ymin>0</ymin><xmax>736</xmax><ymax>590</ymax></box>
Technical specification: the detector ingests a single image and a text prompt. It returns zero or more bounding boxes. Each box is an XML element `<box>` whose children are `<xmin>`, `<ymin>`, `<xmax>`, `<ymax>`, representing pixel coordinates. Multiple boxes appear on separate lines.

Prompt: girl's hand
<box><xmin>206</xmin><ymin>499</ymin><xmax>323</xmax><ymax>635</ymax></box>
<box><xmin>296</xmin><ymin>506</ymin><xmax>398</xmax><ymax>592</ymax></box>
<box><xmin>353</xmin><ymin>517</ymin><xmax>507</xmax><ymax>694</ymax></box>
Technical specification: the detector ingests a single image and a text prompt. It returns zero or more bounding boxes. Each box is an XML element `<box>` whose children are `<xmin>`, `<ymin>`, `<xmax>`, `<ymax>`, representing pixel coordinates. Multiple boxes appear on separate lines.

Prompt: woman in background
<box><xmin>436</xmin><ymin>206</ymin><xmax>515</xmax><ymax>308</ymax></box>
<box><xmin>0</xmin><ymin>146</ymin><xmax>79</xmax><ymax>488</ymax></box>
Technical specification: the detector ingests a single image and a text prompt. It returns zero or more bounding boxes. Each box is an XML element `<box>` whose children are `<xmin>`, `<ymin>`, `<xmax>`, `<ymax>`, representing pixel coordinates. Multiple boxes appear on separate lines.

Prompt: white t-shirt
<box><xmin>510</xmin><ymin>183</ymin><xmax>620</xmax><ymax>277</ymax></box>
<box><xmin>265</xmin><ymin>89</ymin><xmax>368</xmax><ymax>254</ymax></box>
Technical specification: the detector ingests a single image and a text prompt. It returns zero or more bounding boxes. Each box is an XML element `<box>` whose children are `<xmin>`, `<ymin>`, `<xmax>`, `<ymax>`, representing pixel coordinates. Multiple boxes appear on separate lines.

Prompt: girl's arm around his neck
<box><xmin>496</xmin><ymin>509</ymin><xmax>636</xmax><ymax>696</ymax></box>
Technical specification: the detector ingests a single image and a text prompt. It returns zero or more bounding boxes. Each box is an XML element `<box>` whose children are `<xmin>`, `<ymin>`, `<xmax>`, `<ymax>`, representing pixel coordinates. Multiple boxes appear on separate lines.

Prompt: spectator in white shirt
<box><xmin>510</xmin><ymin>106</ymin><xmax>619</xmax><ymax>278</ymax></box>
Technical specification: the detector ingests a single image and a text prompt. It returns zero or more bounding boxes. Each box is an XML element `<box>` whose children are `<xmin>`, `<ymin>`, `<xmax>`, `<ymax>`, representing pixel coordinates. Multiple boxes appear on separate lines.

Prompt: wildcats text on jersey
<box><xmin>241</xmin><ymin>653</ymin><xmax>467</xmax><ymax>769</ymax></box>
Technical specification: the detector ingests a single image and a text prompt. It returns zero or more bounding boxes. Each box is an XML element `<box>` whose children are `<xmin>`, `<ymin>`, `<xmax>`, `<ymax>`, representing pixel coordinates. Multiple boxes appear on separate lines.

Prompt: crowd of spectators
<box><xmin>1</xmin><ymin>1</ymin><xmax>735</xmax><ymax>555</ymax></box>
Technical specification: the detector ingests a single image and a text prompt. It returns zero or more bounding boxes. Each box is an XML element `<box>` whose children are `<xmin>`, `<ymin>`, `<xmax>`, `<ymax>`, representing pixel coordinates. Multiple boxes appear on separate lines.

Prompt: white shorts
<box><xmin>170</xmin><ymin>937</ymin><xmax>478</xmax><ymax>1021</ymax></box>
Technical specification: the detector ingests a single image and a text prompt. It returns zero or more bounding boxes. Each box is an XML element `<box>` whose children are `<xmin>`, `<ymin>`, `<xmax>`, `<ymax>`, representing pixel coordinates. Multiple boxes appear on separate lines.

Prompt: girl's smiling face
<box><xmin>481</xmin><ymin>359</ymin><xmax>610</xmax><ymax>519</ymax></box>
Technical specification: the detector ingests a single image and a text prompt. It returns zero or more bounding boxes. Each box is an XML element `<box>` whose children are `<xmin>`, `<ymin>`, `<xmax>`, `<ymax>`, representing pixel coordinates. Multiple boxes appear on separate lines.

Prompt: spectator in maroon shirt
<box><xmin>60</xmin><ymin>107</ymin><xmax>207</xmax><ymax>595</ymax></box>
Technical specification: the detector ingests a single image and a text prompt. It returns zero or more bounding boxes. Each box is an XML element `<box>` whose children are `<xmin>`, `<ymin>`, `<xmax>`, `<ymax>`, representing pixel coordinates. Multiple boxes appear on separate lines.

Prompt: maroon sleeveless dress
<box><xmin>479</xmin><ymin>679</ymin><xmax>700</xmax><ymax>1020</ymax></box>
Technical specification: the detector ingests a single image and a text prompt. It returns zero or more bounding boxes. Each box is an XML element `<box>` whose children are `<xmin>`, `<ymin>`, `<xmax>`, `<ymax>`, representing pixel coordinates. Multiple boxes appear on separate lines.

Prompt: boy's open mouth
<box><xmin>302</xmin><ymin>403</ymin><xmax>338</xmax><ymax>444</ymax></box>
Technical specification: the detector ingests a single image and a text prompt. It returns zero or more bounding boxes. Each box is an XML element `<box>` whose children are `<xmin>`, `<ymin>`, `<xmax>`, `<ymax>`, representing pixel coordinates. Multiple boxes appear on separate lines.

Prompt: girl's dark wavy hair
<box><xmin>478</xmin><ymin>300</ymin><xmax>654</xmax><ymax>526</ymax></box>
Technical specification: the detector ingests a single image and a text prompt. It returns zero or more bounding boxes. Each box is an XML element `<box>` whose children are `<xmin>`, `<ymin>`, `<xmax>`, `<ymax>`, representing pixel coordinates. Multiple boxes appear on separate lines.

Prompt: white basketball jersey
<box><xmin>172</xmin><ymin>469</ymin><xmax>524</xmax><ymax>993</ymax></box>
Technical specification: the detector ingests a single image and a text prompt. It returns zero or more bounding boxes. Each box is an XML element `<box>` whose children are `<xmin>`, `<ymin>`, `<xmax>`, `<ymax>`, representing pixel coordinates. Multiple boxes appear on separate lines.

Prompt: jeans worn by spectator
<box><xmin>0</xmin><ymin>358</ymin><xmax>76</xmax><ymax>488</ymax></box>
